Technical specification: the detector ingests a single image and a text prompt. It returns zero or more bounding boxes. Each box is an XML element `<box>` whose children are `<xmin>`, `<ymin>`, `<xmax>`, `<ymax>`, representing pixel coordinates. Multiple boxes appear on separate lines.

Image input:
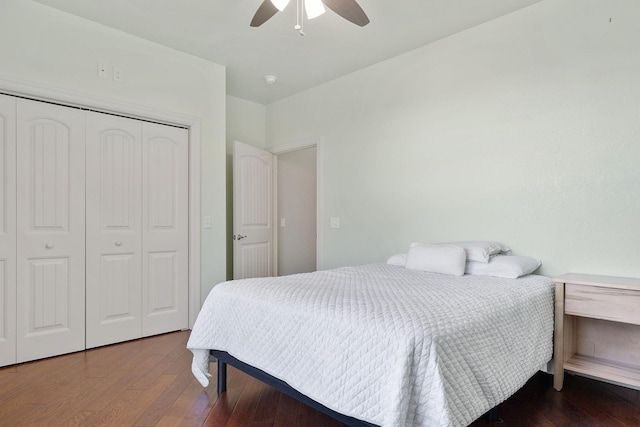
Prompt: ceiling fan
<box><xmin>250</xmin><ymin>0</ymin><xmax>370</xmax><ymax>32</ymax></box>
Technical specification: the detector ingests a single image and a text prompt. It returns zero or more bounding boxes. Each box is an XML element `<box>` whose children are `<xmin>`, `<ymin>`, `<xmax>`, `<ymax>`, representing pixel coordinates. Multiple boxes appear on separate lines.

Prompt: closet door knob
<box><xmin>45</xmin><ymin>243</ymin><xmax>54</xmax><ymax>249</ymax></box>
<box><xmin>115</xmin><ymin>241</ymin><xmax>123</xmax><ymax>247</ymax></box>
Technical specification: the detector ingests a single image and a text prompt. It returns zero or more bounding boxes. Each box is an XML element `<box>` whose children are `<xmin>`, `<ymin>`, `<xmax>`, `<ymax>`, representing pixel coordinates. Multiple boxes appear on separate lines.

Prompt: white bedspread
<box><xmin>187</xmin><ymin>264</ymin><xmax>554</xmax><ymax>427</ymax></box>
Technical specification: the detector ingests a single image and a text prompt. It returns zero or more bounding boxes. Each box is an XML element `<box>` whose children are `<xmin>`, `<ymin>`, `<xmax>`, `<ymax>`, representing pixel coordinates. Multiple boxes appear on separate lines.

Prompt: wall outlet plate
<box><xmin>113</xmin><ymin>67</ymin><xmax>123</xmax><ymax>82</ymax></box>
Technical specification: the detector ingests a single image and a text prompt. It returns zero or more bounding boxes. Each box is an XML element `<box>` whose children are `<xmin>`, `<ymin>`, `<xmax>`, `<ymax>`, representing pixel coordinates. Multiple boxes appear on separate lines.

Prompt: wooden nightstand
<box><xmin>553</xmin><ymin>273</ymin><xmax>640</xmax><ymax>391</ymax></box>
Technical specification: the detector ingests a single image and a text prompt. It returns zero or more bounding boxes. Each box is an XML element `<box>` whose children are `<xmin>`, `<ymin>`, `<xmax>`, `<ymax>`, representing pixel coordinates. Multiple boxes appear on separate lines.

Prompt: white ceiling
<box><xmin>34</xmin><ymin>0</ymin><xmax>541</xmax><ymax>104</ymax></box>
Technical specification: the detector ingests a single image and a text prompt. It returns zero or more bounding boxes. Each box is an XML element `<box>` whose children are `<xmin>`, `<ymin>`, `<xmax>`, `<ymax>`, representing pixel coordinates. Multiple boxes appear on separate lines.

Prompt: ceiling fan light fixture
<box><xmin>270</xmin><ymin>0</ymin><xmax>290</xmax><ymax>12</ymax></box>
<box><xmin>251</xmin><ymin>0</ymin><xmax>369</xmax><ymax>30</ymax></box>
<box><xmin>305</xmin><ymin>0</ymin><xmax>326</xmax><ymax>19</ymax></box>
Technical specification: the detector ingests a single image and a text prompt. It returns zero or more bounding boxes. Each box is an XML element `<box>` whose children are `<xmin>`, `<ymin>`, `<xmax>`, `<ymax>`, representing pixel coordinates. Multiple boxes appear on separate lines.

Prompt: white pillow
<box><xmin>410</xmin><ymin>241</ymin><xmax>511</xmax><ymax>263</ymax></box>
<box><xmin>405</xmin><ymin>244</ymin><xmax>466</xmax><ymax>276</ymax></box>
<box><xmin>386</xmin><ymin>253</ymin><xmax>407</xmax><ymax>266</ymax></box>
<box><xmin>446</xmin><ymin>241</ymin><xmax>511</xmax><ymax>263</ymax></box>
<box><xmin>465</xmin><ymin>255</ymin><xmax>541</xmax><ymax>278</ymax></box>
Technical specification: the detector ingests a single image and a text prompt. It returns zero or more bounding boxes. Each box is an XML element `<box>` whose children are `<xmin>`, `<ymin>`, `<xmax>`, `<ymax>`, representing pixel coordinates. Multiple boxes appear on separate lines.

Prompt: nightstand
<box><xmin>553</xmin><ymin>273</ymin><xmax>640</xmax><ymax>391</ymax></box>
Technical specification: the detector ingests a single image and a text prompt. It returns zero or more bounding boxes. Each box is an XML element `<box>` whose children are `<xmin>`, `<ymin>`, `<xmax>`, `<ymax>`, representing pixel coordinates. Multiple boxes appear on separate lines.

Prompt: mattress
<box><xmin>187</xmin><ymin>263</ymin><xmax>554</xmax><ymax>427</ymax></box>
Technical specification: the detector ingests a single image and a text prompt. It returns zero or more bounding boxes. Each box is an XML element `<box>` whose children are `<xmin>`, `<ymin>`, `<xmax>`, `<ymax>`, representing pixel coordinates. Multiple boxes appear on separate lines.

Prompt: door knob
<box><xmin>45</xmin><ymin>243</ymin><xmax>54</xmax><ymax>249</ymax></box>
<box><xmin>235</xmin><ymin>235</ymin><xmax>247</xmax><ymax>240</ymax></box>
<box><xmin>115</xmin><ymin>241</ymin><xmax>123</xmax><ymax>246</ymax></box>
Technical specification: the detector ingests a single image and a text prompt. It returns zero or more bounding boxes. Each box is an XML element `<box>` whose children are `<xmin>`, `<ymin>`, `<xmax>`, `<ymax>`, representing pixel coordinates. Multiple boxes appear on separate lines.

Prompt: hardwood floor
<box><xmin>0</xmin><ymin>331</ymin><xmax>638</xmax><ymax>426</ymax></box>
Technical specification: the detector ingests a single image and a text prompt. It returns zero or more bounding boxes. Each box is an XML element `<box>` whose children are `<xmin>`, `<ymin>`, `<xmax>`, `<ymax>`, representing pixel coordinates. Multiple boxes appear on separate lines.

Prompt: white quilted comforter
<box><xmin>187</xmin><ymin>264</ymin><xmax>554</xmax><ymax>427</ymax></box>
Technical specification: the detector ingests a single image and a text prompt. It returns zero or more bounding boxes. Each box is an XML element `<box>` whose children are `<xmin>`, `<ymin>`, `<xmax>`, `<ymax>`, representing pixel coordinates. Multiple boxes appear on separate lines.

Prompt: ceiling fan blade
<box><xmin>322</xmin><ymin>0</ymin><xmax>370</xmax><ymax>27</ymax></box>
<box><xmin>250</xmin><ymin>0</ymin><xmax>279</xmax><ymax>27</ymax></box>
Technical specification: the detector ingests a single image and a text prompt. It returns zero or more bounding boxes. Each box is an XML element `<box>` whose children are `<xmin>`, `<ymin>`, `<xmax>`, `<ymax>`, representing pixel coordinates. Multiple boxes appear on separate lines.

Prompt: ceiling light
<box><xmin>305</xmin><ymin>0</ymin><xmax>326</xmax><ymax>20</ymax></box>
<box><xmin>251</xmin><ymin>0</ymin><xmax>370</xmax><ymax>30</ymax></box>
<box><xmin>270</xmin><ymin>0</ymin><xmax>290</xmax><ymax>12</ymax></box>
<box><xmin>264</xmin><ymin>75</ymin><xmax>277</xmax><ymax>85</ymax></box>
<box><xmin>265</xmin><ymin>0</ymin><xmax>326</xmax><ymax>35</ymax></box>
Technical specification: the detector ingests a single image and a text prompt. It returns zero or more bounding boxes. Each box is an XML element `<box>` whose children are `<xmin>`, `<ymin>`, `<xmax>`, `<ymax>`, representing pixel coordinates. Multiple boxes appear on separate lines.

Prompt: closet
<box><xmin>0</xmin><ymin>94</ymin><xmax>16</xmax><ymax>367</ymax></box>
<box><xmin>0</xmin><ymin>94</ymin><xmax>189</xmax><ymax>366</ymax></box>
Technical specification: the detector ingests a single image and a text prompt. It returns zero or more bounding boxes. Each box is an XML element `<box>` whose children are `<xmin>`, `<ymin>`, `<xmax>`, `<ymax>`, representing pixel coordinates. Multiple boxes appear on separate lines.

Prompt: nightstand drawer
<box><xmin>565</xmin><ymin>283</ymin><xmax>640</xmax><ymax>325</ymax></box>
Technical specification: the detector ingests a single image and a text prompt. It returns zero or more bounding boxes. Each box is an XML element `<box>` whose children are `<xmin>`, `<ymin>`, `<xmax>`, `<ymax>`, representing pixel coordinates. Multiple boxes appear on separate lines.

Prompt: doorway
<box><xmin>232</xmin><ymin>141</ymin><xmax>320</xmax><ymax>279</ymax></box>
<box><xmin>276</xmin><ymin>146</ymin><xmax>317</xmax><ymax>276</ymax></box>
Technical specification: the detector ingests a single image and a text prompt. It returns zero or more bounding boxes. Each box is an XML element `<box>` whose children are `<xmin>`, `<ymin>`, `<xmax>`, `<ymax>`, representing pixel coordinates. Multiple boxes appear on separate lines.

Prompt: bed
<box><xmin>187</xmin><ymin>256</ymin><xmax>554</xmax><ymax>427</ymax></box>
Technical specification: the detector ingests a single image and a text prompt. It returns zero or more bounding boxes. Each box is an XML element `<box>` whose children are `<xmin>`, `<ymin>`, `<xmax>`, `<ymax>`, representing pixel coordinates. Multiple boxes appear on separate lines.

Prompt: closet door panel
<box><xmin>16</xmin><ymin>99</ymin><xmax>85</xmax><ymax>362</ymax></box>
<box><xmin>86</xmin><ymin>112</ymin><xmax>142</xmax><ymax>348</ymax></box>
<box><xmin>142</xmin><ymin>123</ymin><xmax>188</xmax><ymax>336</ymax></box>
<box><xmin>0</xmin><ymin>95</ymin><xmax>16</xmax><ymax>367</ymax></box>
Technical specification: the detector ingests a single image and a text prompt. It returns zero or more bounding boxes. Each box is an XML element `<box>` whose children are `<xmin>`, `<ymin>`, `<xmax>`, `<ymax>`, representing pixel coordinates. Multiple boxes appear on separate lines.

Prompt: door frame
<box><xmin>0</xmin><ymin>75</ymin><xmax>202</xmax><ymax>328</ymax></box>
<box><xmin>272</xmin><ymin>140</ymin><xmax>323</xmax><ymax>272</ymax></box>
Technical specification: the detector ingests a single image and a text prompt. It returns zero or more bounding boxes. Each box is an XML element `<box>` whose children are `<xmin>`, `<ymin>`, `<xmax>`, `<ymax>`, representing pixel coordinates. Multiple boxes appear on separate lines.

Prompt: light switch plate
<box><xmin>330</xmin><ymin>217</ymin><xmax>340</xmax><ymax>229</ymax></box>
<box><xmin>97</xmin><ymin>62</ymin><xmax>109</xmax><ymax>79</ymax></box>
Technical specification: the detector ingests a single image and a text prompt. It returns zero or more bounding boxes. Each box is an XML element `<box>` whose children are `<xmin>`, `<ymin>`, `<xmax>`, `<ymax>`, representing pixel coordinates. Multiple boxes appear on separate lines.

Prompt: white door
<box><xmin>86</xmin><ymin>112</ymin><xmax>142</xmax><ymax>348</ymax></box>
<box><xmin>16</xmin><ymin>98</ymin><xmax>85</xmax><ymax>362</ymax></box>
<box><xmin>233</xmin><ymin>141</ymin><xmax>274</xmax><ymax>279</ymax></box>
<box><xmin>142</xmin><ymin>122</ymin><xmax>189</xmax><ymax>336</ymax></box>
<box><xmin>0</xmin><ymin>95</ymin><xmax>17</xmax><ymax>366</ymax></box>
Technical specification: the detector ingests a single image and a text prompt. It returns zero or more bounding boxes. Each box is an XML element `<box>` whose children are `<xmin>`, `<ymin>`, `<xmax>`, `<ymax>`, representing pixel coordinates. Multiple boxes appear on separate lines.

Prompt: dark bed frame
<box><xmin>211</xmin><ymin>350</ymin><xmax>378</xmax><ymax>426</ymax></box>
<box><xmin>211</xmin><ymin>350</ymin><xmax>502</xmax><ymax>426</ymax></box>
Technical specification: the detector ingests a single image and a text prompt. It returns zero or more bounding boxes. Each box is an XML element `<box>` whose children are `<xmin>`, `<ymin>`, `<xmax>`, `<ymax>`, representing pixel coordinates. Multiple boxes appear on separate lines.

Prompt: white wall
<box><xmin>266</xmin><ymin>0</ymin><xmax>640</xmax><ymax>278</ymax></box>
<box><xmin>226</xmin><ymin>96</ymin><xmax>266</xmax><ymax>278</ymax></box>
<box><xmin>227</xmin><ymin>96</ymin><xmax>267</xmax><ymax>150</ymax></box>
<box><xmin>0</xmin><ymin>0</ymin><xmax>227</xmax><ymax>298</ymax></box>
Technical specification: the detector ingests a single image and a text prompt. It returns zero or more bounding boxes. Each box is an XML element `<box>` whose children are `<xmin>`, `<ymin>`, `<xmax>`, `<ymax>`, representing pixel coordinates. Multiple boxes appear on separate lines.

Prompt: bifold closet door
<box><xmin>86</xmin><ymin>114</ymin><xmax>188</xmax><ymax>346</ymax></box>
<box><xmin>142</xmin><ymin>123</ymin><xmax>188</xmax><ymax>336</ymax></box>
<box><xmin>86</xmin><ymin>112</ymin><xmax>142</xmax><ymax>348</ymax></box>
<box><xmin>0</xmin><ymin>95</ymin><xmax>17</xmax><ymax>366</ymax></box>
<box><xmin>16</xmin><ymin>98</ymin><xmax>86</xmax><ymax>362</ymax></box>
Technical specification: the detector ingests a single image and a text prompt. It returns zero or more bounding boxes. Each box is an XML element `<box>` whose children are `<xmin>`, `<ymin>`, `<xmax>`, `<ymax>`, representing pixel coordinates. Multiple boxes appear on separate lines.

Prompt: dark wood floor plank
<box><xmin>1</xmin><ymin>331</ymin><xmax>639</xmax><ymax>427</ymax></box>
<box><xmin>133</xmin><ymin>363</ymin><xmax>196</xmax><ymax>426</ymax></box>
<box><xmin>469</xmin><ymin>372</ymin><xmax>640</xmax><ymax>427</ymax></box>
<box><xmin>114</xmin><ymin>374</ymin><xmax>179</xmax><ymax>426</ymax></box>
<box><xmin>156</xmin><ymin>378</ymin><xmax>216</xmax><ymax>427</ymax></box>
<box><xmin>250</xmin><ymin>385</ymin><xmax>280</xmax><ymax>425</ymax></box>
<box><xmin>273</xmin><ymin>392</ymin><xmax>300</xmax><ymax>427</ymax></box>
<box><xmin>295</xmin><ymin>396</ymin><xmax>345</xmax><ymax>427</ymax></box>
<box><xmin>557</xmin><ymin>374</ymin><xmax>639</xmax><ymax>427</ymax></box>
<box><xmin>54</xmin><ymin>353</ymin><xmax>165</xmax><ymax>422</ymax></box>
<box><xmin>178</xmin><ymin>388</ymin><xmax>221</xmax><ymax>427</ymax></box>
<box><xmin>61</xmin><ymin>340</ymin><xmax>171</xmax><ymax>417</ymax></box>
<box><xmin>64</xmin><ymin>409</ymin><xmax>99</xmax><ymax>426</ymax></box>
<box><xmin>0</xmin><ymin>352</ymin><xmax>85</xmax><ymax>407</ymax></box>
<box><xmin>0</xmin><ymin>352</ymin><xmax>79</xmax><ymax>398</ymax></box>
<box><xmin>27</xmin><ymin>344</ymin><xmax>147</xmax><ymax>423</ymax></box>
<box><xmin>126</xmin><ymin>335</ymin><xmax>190</xmax><ymax>391</ymax></box>
<box><xmin>0</xmin><ymin>354</ymin><xmax>92</xmax><ymax>423</ymax></box>
<box><xmin>202</xmin><ymin>368</ymin><xmax>251</xmax><ymax>427</ymax></box>
<box><xmin>82</xmin><ymin>373</ymin><xmax>177</xmax><ymax>426</ymax></box>
<box><xmin>224</xmin><ymin>372</ymin><xmax>266</xmax><ymax>427</ymax></box>
<box><xmin>24</xmin><ymin>376</ymin><xmax>110</xmax><ymax>425</ymax></box>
